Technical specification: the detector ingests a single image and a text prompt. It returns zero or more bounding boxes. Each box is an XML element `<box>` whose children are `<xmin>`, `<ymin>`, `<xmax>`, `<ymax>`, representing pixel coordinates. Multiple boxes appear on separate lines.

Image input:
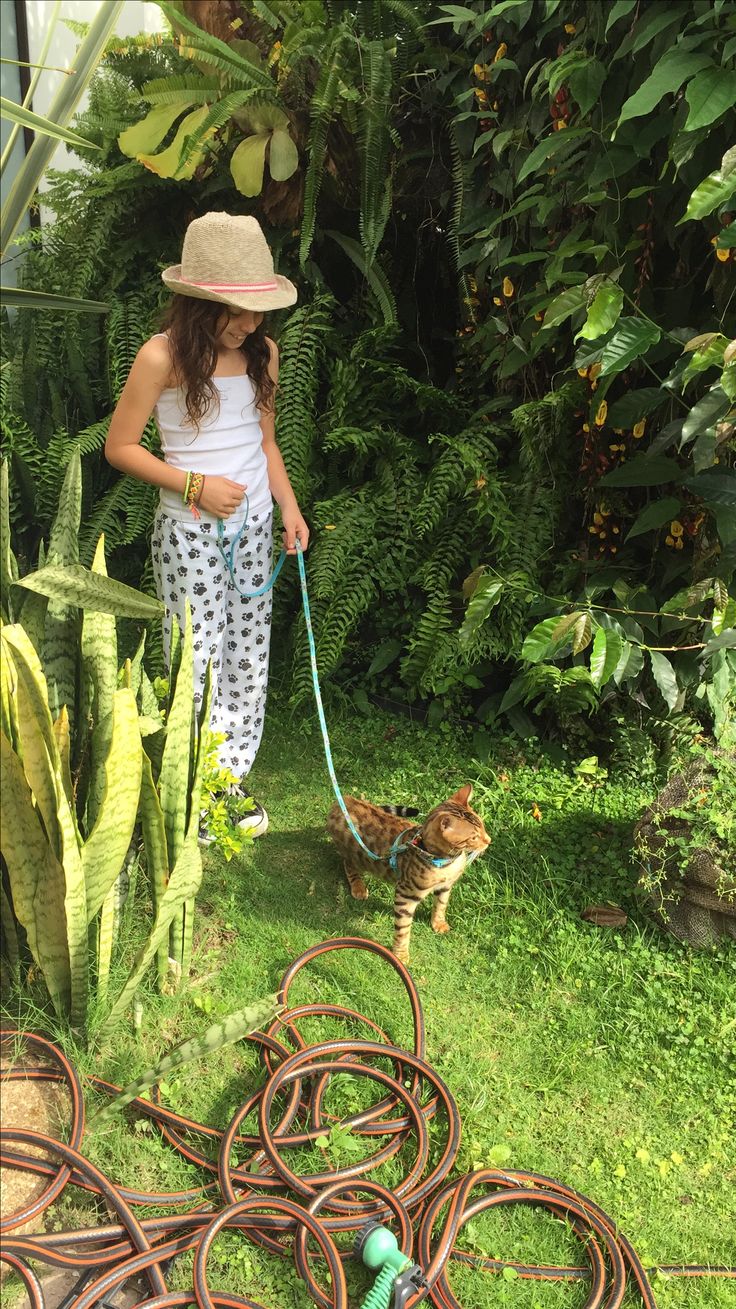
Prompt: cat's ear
<box><xmin>448</xmin><ymin>784</ymin><xmax>473</xmax><ymax>807</ymax></box>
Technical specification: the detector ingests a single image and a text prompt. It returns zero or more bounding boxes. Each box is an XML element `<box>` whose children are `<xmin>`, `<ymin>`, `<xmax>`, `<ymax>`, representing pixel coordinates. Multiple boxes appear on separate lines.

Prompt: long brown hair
<box><xmin>160</xmin><ymin>295</ymin><xmax>276</xmax><ymax>430</ymax></box>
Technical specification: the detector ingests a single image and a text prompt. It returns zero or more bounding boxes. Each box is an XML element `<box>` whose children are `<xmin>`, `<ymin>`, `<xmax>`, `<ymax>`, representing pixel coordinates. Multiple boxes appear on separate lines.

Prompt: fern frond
<box><xmin>300</xmin><ymin>32</ymin><xmax>350</xmax><ymax>266</ymax></box>
<box><xmin>359</xmin><ymin>38</ymin><xmax>394</xmax><ymax>267</ymax></box>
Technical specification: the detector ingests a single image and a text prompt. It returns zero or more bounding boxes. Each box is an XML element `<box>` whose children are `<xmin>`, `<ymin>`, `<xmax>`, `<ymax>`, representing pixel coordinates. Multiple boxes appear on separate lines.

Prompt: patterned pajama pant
<box><xmin>151</xmin><ymin>509</ymin><xmax>273</xmax><ymax>779</ymax></box>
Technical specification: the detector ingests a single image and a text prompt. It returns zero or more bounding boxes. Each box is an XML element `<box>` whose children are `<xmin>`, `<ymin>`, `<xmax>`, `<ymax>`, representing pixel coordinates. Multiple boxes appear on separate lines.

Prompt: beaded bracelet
<box><xmin>184</xmin><ymin>471</ymin><xmax>204</xmax><ymax>519</ymax></box>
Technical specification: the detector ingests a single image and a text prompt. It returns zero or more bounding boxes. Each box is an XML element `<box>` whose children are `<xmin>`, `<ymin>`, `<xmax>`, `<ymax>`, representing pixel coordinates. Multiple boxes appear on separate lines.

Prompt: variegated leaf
<box><xmin>0</xmin><ymin>732</ymin><xmax>71</xmax><ymax>1015</ymax></box>
<box><xmin>82</xmin><ymin>688</ymin><xmax>142</xmax><ymax>923</ymax></box>
<box><xmin>97</xmin><ymin>994</ymin><xmax>282</xmax><ymax>1118</ymax></box>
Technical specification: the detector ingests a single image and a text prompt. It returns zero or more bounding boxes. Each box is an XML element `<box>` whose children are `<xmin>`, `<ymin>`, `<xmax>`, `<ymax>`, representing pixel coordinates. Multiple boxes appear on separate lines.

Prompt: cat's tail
<box><xmin>378</xmin><ymin>804</ymin><xmax>420</xmax><ymax>818</ymax></box>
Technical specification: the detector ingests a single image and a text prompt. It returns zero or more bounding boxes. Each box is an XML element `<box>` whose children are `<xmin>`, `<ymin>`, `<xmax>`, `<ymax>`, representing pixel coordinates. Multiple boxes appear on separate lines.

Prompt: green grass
<box><xmin>3</xmin><ymin>697</ymin><xmax>735</xmax><ymax>1307</ymax></box>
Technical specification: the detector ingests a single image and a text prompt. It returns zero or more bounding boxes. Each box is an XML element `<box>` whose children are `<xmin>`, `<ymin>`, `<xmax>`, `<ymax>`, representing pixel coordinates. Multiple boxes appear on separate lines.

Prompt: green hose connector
<box><xmin>356</xmin><ymin>1222</ymin><xmax>422</xmax><ymax>1309</ymax></box>
<box><xmin>360</xmin><ymin>1259</ymin><xmax>406</xmax><ymax>1309</ymax></box>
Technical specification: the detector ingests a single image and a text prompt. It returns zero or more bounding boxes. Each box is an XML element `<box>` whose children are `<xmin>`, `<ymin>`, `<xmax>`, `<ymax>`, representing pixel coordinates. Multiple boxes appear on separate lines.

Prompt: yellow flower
<box><xmin>564</xmin><ymin>22</ymin><xmax>577</xmax><ymax>33</ymax></box>
<box><xmin>632</xmin><ymin>420</ymin><xmax>646</xmax><ymax>438</ymax></box>
<box><xmin>589</xmin><ymin>362</ymin><xmax>602</xmax><ymax>381</ymax></box>
<box><xmin>675</xmin><ymin>538</ymin><xmax>684</xmax><ymax>550</ymax></box>
<box><xmin>594</xmin><ymin>400</ymin><xmax>608</xmax><ymax>427</ymax></box>
<box><xmin>534</xmin><ymin>311</ymin><xmax>544</xmax><ymax>321</ymax></box>
<box><xmin>665</xmin><ymin>535</ymin><xmax>674</xmax><ymax>547</ymax></box>
<box><xmin>473</xmin><ymin>63</ymin><xmax>488</xmax><ymax>79</ymax></box>
<box><xmin>324</xmin><ymin>524</ymin><xmax>336</xmax><ymax>531</ymax></box>
<box><xmin>670</xmin><ymin>520</ymin><xmax>684</xmax><ymax>537</ymax></box>
<box><xmin>494</xmin><ymin>42</ymin><xmax>508</xmax><ymax>62</ymax></box>
<box><xmin>716</xmin><ymin>247</ymin><xmax>730</xmax><ymax>262</ymax></box>
<box><xmin>589</xmin><ymin>525</ymin><xmax>598</xmax><ymax>534</ymax></box>
<box><xmin>593</xmin><ymin>511</ymin><xmax>604</xmax><ymax>525</ymax></box>
<box><xmin>476</xmin><ymin>476</ymin><xmax>487</xmax><ymax>489</ymax></box>
<box><xmin>502</xmin><ymin>276</ymin><xmax>514</xmax><ymax>298</ymax></box>
<box><xmin>582</xmin><ymin>422</ymin><xmax>590</xmax><ymax>433</ymax></box>
<box><xmin>475</xmin><ymin>88</ymin><xmax>489</xmax><ymax>104</ymax></box>
<box><xmin>492</xmin><ymin>100</ymin><xmax>499</xmax><ymax>110</ymax></box>
<box><xmin>554</xmin><ymin>119</ymin><xmax>568</xmax><ymax>131</ymax></box>
<box><xmin>578</xmin><ymin>366</ymin><xmax>589</xmax><ymax>378</ymax></box>
<box><xmin>493</xmin><ymin>296</ymin><xmax>503</xmax><ymax>306</ymax></box>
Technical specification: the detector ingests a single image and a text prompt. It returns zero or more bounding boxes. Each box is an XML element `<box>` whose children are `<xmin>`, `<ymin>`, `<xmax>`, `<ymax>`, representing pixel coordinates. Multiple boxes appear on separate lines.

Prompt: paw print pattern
<box><xmin>151</xmin><ymin>508</ymin><xmax>274</xmax><ymax>777</ymax></box>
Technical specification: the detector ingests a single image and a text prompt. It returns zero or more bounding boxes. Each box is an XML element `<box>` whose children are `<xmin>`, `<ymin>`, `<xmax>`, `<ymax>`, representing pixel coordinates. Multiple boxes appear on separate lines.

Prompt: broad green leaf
<box><xmin>568</xmin><ymin>58</ymin><xmax>606</xmax><ymax>118</ymax></box>
<box><xmin>139</xmin><ymin>753</ymin><xmax>170</xmax><ymax>989</ymax></box>
<box><xmin>681</xmin><ymin>386</ymin><xmax>730</xmax><ymax>444</ymax></box>
<box><xmin>576</xmin><ymin>282</ymin><xmax>623</xmax><ymax>341</ymax></box>
<box><xmin>97</xmin><ymin>994</ymin><xmax>282</xmax><ymax>1119</ymax></box>
<box><xmin>649</xmin><ymin>650</ymin><xmax>679</xmax><ymax>711</ymax></box>
<box><xmin>685</xmin><ymin>469</ymin><xmax>736</xmax><ymax>508</ymax></box>
<box><xmin>590</xmin><ymin>627</ymin><xmax>623</xmax><ymax>690</ymax></box>
<box><xmin>599</xmin><ymin>318</ymin><xmax>660</xmax><ymax>377</ymax></box>
<box><xmin>459</xmin><ymin>577</ymin><xmax>503</xmax><ymax>645</ymax></box>
<box><xmin>118</xmin><ymin>100</ymin><xmax>197</xmax><ymax>158</ymax></box>
<box><xmin>82</xmin><ymin>688</ymin><xmax>142</xmax><ymax>923</ymax></box>
<box><xmin>2</xmin><ymin>627</ymin><xmax>62</xmax><ymax>859</ymax></box>
<box><xmin>606</xmin><ymin>0</ymin><xmax>636</xmax><ymax>32</ymax></box>
<box><xmin>0</xmin><ymin>101</ymin><xmax>103</xmax><ymax>155</ymax></box>
<box><xmin>0</xmin><ymin>732</ymin><xmax>71</xmax><ymax>1017</ymax></box>
<box><xmin>16</xmin><ymin>564</ymin><xmax>163</xmax><ymax>618</ymax></box>
<box><xmin>626</xmin><ymin>497</ymin><xmax>682</xmax><ymax>541</ymax></box>
<box><xmin>268</xmin><ymin>128</ymin><xmax>298</xmax><ymax>182</ymax></box>
<box><xmin>517</xmin><ymin>127</ymin><xmax>590</xmax><ymax>184</ymax></box>
<box><xmin>368</xmin><ymin>639</ymin><xmax>403</xmax><ymax>676</ymax></box>
<box><xmin>551</xmin><ymin>612</ymin><xmax>583</xmax><ymax>644</ymax></box>
<box><xmin>137</xmin><ymin>106</ymin><xmax>210</xmax><ymax>179</ymax></box>
<box><xmin>521</xmin><ymin>616</ymin><xmax>573</xmax><ymax>663</ymax></box>
<box><xmin>680</xmin><ymin>165</ymin><xmax>736</xmax><ymax>223</ymax></box>
<box><xmin>716</xmin><ymin>221</ymin><xmax>736</xmax><ymax>250</ymax></box>
<box><xmin>681</xmin><ymin>335</ymin><xmax>728</xmax><ymax>386</ymax></box>
<box><xmin>607</xmin><ymin>388</ymin><xmax>667</xmax><ymax>428</ymax></box>
<box><xmin>616</xmin><ymin>52</ymin><xmax>713</xmax><ymax>128</ymax></box>
<box><xmin>722</xmin><ymin>363</ymin><xmax>736</xmax><ymax>402</ymax></box>
<box><xmin>684</xmin><ymin>67</ymin><xmax>736</xmax><ymax>133</ymax></box>
<box><xmin>541</xmin><ymin>284</ymin><xmax>587</xmax><ymax>329</ymax></box>
<box><xmin>230</xmin><ymin>132</ymin><xmax>269</xmax><ymax>196</ymax></box>
<box><xmin>613</xmin><ymin>641</ymin><xmax>644</xmax><ymax>685</ymax></box>
<box><xmin>601</xmin><ymin>455</ymin><xmax>681</xmax><ymax>488</ymax></box>
<box><xmin>572</xmin><ymin>612</ymin><xmax>592</xmax><ymax>655</ymax></box>
<box><xmin>692</xmin><ymin>431</ymin><xmax>716</xmax><ymax>473</ymax></box>
<box><xmin>238</xmin><ymin>103</ymin><xmax>289</xmax><ymax>133</ymax></box>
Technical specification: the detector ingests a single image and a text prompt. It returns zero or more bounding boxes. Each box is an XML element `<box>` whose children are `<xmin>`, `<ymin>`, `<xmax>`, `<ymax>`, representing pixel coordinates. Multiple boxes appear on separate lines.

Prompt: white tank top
<box><xmin>152</xmin><ymin>336</ymin><xmax>271</xmax><ymax>526</ymax></box>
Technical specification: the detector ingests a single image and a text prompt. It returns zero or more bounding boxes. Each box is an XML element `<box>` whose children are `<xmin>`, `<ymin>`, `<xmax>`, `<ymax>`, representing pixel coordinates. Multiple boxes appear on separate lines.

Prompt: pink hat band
<box><xmin>187</xmin><ymin>279</ymin><xmax>279</xmax><ymax>293</ymax></box>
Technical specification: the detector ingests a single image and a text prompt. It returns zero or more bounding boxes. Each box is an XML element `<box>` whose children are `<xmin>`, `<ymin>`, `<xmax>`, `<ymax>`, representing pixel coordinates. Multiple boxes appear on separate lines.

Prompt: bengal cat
<box><xmin>327</xmin><ymin>785</ymin><xmax>490</xmax><ymax>961</ymax></box>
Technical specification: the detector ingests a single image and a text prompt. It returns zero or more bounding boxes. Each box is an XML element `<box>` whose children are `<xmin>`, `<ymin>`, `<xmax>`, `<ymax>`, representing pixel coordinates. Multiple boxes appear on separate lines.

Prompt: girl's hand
<box><xmin>198</xmin><ymin>477</ymin><xmax>247</xmax><ymax>518</ymax></box>
<box><xmin>281</xmin><ymin>509</ymin><xmax>310</xmax><ymax>554</ymax></box>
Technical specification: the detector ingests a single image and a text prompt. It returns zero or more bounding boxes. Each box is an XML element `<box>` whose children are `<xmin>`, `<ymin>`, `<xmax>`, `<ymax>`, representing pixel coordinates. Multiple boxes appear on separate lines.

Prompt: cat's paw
<box><xmin>431</xmin><ymin>920</ymin><xmax>451</xmax><ymax>934</ymax></box>
<box><xmin>350</xmin><ymin>881</ymin><xmax>369</xmax><ymax>900</ymax></box>
<box><xmin>393</xmin><ymin>948</ymin><xmax>410</xmax><ymax>964</ymax></box>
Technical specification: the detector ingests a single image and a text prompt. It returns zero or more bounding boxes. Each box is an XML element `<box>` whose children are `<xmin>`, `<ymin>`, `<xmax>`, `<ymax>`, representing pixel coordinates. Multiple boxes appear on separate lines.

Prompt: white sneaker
<box><xmin>237</xmin><ymin>799</ymin><xmax>269</xmax><ymax>837</ymax></box>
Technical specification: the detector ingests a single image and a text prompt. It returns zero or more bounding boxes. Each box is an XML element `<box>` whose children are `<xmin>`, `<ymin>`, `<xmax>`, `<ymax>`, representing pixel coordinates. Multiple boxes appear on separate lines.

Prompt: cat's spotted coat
<box><xmin>327</xmin><ymin>785</ymin><xmax>490</xmax><ymax>961</ymax></box>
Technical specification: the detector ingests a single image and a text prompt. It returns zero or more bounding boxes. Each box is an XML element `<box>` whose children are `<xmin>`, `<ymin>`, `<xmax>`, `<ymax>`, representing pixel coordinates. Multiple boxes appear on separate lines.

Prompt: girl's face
<box><xmin>216</xmin><ymin>305</ymin><xmax>264</xmax><ymax>349</ymax></box>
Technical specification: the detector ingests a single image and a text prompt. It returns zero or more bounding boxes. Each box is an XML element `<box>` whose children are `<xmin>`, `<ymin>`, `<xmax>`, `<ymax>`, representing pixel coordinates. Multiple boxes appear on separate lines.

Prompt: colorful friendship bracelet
<box><xmin>183</xmin><ymin>470</ymin><xmax>205</xmax><ymax>519</ymax></box>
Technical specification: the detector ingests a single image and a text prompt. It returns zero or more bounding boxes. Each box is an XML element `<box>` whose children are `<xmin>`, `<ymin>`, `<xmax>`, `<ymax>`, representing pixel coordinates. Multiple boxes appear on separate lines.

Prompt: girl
<box><xmin>106</xmin><ymin>212</ymin><xmax>309</xmax><ymax>837</ymax></box>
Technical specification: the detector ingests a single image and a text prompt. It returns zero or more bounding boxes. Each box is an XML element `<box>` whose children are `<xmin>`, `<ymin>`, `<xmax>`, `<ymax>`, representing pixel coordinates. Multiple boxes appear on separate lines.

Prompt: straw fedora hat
<box><xmin>161</xmin><ymin>212</ymin><xmax>297</xmax><ymax>311</ymax></box>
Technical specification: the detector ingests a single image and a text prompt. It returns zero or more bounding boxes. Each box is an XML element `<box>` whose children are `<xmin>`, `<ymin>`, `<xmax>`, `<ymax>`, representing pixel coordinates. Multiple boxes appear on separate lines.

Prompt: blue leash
<box><xmin>217</xmin><ymin>504</ymin><xmax>455</xmax><ymax>872</ymax></box>
<box><xmin>216</xmin><ymin>494</ymin><xmax>288</xmax><ymax>599</ymax></box>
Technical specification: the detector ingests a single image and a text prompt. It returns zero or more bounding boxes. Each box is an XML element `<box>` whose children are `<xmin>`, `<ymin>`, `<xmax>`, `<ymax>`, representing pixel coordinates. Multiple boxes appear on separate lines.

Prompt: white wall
<box><xmin>25</xmin><ymin>0</ymin><xmax>165</xmax><ymax>175</ymax></box>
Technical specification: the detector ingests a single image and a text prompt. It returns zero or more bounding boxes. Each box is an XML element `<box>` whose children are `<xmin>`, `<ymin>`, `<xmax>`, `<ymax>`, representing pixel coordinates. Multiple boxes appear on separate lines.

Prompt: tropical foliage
<box><xmin>1</xmin><ymin>455</ymin><xmax>211</xmax><ymax>1030</ymax></box>
<box><xmin>2</xmin><ymin>0</ymin><xmax>734</xmax><ymax>749</ymax></box>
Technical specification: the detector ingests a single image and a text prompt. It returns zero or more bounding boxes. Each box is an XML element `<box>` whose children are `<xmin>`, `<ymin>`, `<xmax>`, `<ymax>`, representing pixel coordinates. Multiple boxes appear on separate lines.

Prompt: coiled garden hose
<box><xmin>0</xmin><ymin>937</ymin><xmax>734</xmax><ymax>1309</ymax></box>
